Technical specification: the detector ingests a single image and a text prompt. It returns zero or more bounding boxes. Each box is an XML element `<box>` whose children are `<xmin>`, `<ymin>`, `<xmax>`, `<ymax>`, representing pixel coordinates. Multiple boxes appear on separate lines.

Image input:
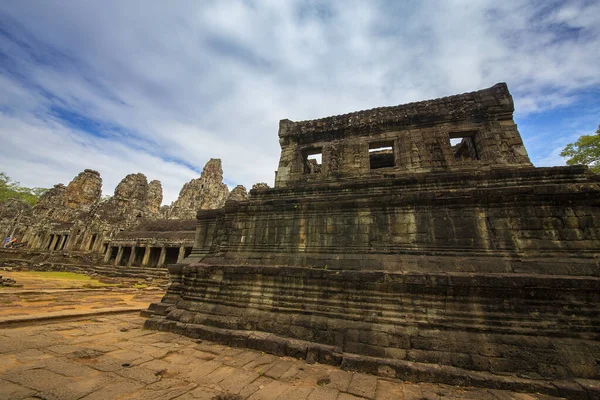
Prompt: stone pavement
<box><xmin>0</xmin><ymin>313</ymin><xmax>564</xmax><ymax>400</ymax></box>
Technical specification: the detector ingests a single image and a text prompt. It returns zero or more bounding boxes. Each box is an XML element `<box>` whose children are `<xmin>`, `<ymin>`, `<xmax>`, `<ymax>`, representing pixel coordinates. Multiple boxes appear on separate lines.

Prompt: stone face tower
<box><xmin>33</xmin><ymin>169</ymin><xmax>102</xmax><ymax>222</ymax></box>
<box><xmin>96</xmin><ymin>173</ymin><xmax>160</xmax><ymax>222</ymax></box>
<box><xmin>65</xmin><ymin>169</ymin><xmax>102</xmax><ymax>210</ymax></box>
<box><xmin>146</xmin><ymin>83</ymin><xmax>600</xmax><ymax>390</ymax></box>
<box><xmin>146</xmin><ymin>180</ymin><xmax>163</xmax><ymax>215</ymax></box>
<box><xmin>169</xmin><ymin>159</ymin><xmax>229</xmax><ymax>219</ymax></box>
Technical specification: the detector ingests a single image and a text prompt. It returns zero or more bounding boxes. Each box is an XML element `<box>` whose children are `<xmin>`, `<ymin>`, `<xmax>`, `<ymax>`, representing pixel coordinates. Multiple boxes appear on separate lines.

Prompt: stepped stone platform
<box><xmin>144</xmin><ymin>83</ymin><xmax>600</xmax><ymax>393</ymax></box>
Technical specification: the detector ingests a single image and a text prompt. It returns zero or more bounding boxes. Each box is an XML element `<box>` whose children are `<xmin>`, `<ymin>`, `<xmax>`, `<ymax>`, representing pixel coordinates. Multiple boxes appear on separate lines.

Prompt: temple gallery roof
<box><xmin>279</xmin><ymin>83</ymin><xmax>514</xmax><ymax>138</ymax></box>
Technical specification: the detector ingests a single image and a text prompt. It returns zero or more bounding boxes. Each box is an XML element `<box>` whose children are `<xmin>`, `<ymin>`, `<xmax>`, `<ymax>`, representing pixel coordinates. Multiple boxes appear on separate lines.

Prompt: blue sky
<box><xmin>1</xmin><ymin>0</ymin><xmax>599</xmax><ymax>204</ymax></box>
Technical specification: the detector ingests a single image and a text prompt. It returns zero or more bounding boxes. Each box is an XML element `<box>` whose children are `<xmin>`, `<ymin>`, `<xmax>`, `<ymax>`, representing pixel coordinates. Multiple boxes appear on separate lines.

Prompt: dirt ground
<box><xmin>0</xmin><ymin>270</ymin><xmax>566</xmax><ymax>400</ymax></box>
<box><xmin>0</xmin><ymin>270</ymin><xmax>163</xmax><ymax>321</ymax></box>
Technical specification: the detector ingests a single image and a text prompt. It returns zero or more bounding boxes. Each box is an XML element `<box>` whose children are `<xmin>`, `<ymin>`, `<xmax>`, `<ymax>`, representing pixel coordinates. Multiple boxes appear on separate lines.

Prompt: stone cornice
<box><xmin>279</xmin><ymin>83</ymin><xmax>514</xmax><ymax>139</ymax></box>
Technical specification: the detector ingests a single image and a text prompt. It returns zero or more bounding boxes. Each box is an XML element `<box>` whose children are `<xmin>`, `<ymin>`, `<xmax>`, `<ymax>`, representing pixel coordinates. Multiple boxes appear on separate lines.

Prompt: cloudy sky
<box><xmin>1</xmin><ymin>0</ymin><xmax>599</xmax><ymax>204</ymax></box>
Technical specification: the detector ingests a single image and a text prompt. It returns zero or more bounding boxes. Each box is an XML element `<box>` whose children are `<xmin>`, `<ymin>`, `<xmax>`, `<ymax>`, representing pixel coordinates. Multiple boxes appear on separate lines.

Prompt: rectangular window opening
<box><xmin>108</xmin><ymin>246</ymin><xmax>118</xmax><ymax>263</ymax></box>
<box><xmin>303</xmin><ymin>148</ymin><xmax>322</xmax><ymax>174</ymax></box>
<box><xmin>133</xmin><ymin>246</ymin><xmax>144</xmax><ymax>266</ymax></box>
<box><xmin>369</xmin><ymin>142</ymin><xmax>395</xmax><ymax>169</ymax></box>
<box><xmin>449</xmin><ymin>133</ymin><xmax>479</xmax><ymax>161</ymax></box>
<box><xmin>119</xmin><ymin>246</ymin><xmax>132</xmax><ymax>266</ymax></box>
<box><xmin>88</xmin><ymin>234</ymin><xmax>97</xmax><ymax>251</ymax></box>
<box><xmin>148</xmin><ymin>247</ymin><xmax>161</xmax><ymax>268</ymax></box>
<box><xmin>164</xmin><ymin>247</ymin><xmax>179</xmax><ymax>265</ymax></box>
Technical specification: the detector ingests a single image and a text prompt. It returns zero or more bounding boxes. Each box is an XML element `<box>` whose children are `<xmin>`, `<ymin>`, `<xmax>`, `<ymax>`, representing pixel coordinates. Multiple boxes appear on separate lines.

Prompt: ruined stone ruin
<box><xmin>0</xmin><ymin>158</ymin><xmax>240</xmax><ymax>274</ymax></box>
<box><xmin>144</xmin><ymin>83</ymin><xmax>600</xmax><ymax>395</ymax></box>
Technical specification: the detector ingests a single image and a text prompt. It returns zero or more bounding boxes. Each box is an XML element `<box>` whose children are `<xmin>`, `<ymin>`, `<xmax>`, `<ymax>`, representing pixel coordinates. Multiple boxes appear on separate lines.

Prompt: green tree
<box><xmin>0</xmin><ymin>172</ymin><xmax>49</xmax><ymax>206</ymax></box>
<box><xmin>560</xmin><ymin>125</ymin><xmax>600</xmax><ymax>173</ymax></box>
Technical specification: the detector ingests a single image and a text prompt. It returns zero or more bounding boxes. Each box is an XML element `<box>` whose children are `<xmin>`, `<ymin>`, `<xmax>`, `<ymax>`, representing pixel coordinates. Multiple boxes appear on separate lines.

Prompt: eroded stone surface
<box><xmin>251</xmin><ymin>182</ymin><xmax>270</xmax><ymax>191</ymax></box>
<box><xmin>97</xmin><ymin>173</ymin><xmax>161</xmax><ymax>223</ymax></box>
<box><xmin>65</xmin><ymin>169</ymin><xmax>103</xmax><ymax>211</ymax></box>
<box><xmin>169</xmin><ymin>159</ymin><xmax>229</xmax><ymax>219</ymax></box>
<box><xmin>146</xmin><ymin>180</ymin><xmax>163</xmax><ymax>215</ymax></box>
<box><xmin>228</xmin><ymin>185</ymin><xmax>248</xmax><ymax>202</ymax></box>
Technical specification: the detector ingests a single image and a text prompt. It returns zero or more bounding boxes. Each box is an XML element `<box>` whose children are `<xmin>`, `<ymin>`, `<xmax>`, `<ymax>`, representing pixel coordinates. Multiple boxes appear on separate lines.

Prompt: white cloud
<box><xmin>536</xmin><ymin>146</ymin><xmax>567</xmax><ymax>168</ymax></box>
<box><xmin>0</xmin><ymin>0</ymin><xmax>599</xmax><ymax>203</ymax></box>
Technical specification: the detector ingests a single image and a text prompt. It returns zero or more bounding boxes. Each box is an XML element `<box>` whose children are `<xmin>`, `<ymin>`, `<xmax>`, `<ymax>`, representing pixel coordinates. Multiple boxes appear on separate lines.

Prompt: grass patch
<box><xmin>21</xmin><ymin>271</ymin><xmax>93</xmax><ymax>280</ymax></box>
<box><xmin>18</xmin><ymin>271</ymin><xmax>117</xmax><ymax>287</ymax></box>
<box><xmin>22</xmin><ymin>297</ymin><xmax>57</xmax><ymax>302</ymax></box>
<box><xmin>133</xmin><ymin>283</ymin><xmax>148</xmax><ymax>289</ymax></box>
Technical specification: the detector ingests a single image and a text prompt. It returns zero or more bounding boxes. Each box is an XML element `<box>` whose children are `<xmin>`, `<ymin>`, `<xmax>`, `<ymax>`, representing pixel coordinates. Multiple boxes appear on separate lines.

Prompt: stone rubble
<box><xmin>0</xmin><ymin>275</ymin><xmax>18</xmax><ymax>286</ymax></box>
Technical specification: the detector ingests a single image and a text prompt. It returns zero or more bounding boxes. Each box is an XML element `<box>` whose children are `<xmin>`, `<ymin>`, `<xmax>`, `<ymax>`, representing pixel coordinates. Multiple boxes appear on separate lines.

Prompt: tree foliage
<box><xmin>560</xmin><ymin>125</ymin><xmax>600</xmax><ymax>173</ymax></box>
<box><xmin>0</xmin><ymin>172</ymin><xmax>49</xmax><ymax>206</ymax></box>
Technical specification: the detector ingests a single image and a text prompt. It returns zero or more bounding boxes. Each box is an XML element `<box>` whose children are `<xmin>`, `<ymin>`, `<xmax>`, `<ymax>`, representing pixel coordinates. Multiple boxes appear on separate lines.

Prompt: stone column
<box><xmin>39</xmin><ymin>233</ymin><xmax>50</xmax><ymax>250</ymax></box>
<box><xmin>36</xmin><ymin>234</ymin><xmax>45</xmax><ymax>249</ymax></box>
<box><xmin>64</xmin><ymin>231</ymin><xmax>73</xmax><ymax>251</ymax></box>
<box><xmin>62</xmin><ymin>235</ymin><xmax>71</xmax><ymax>250</ymax></box>
<box><xmin>177</xmin><ymin>246</ymin><xmax>186</xmax><ymax>262</ymax></box>
<box><xmin>127</xmin><ymin>247</ymin><xmax>136</xmax><ymax>267</ymax></box>
<box><xmin>57</xmin><ymin>236</ymin><xmax>66</xmax><ymax>251</ymax></box>
<box><xmin>77</xmin><ymin>232</ymin><xmax>87</xmax><ymax>252</ymax></box>
<box><xmin>194</xmin><ymin>224</ymin><xmax>206</xmax><ymax>248</ymax></box>
<box><xmin>29</xmin><ymin>234</ymin><xmax>38</xmax><ymax>249</ymax></box>
<box><xmin>41</xmin><ymin>234</ymin><xmax>54</xmax><ymax>250</ymax></box>
<box><xmin>49</xmin><ymin>235</ymin><xmax>59</xmax><ymax>251</ymax></box>
<box><xmin>86</xmin><ymin>234</ymin><xmax>95</xmax><ymax>252</ymax></box>
<box><xmin>141</xmin><ymin>247</ymin><xmax>151</xmax><ymax>267</ymax></box>
<box><xmin>157</xmin><ymin>247</ymin><xmax>166</xmax><ymax>267</ymax></box>
<box><xmin>114</xmin><ymin>246</ymin><xmax>123</xmax><ymax>266</ymax></box>
<box><xmin>91</xmin><ymin>235</ymin><xmax>99</xmax><ymax>252</ymax></box>
<box><xmin>103</xmin><ymin>246</ymin><xmax>112</xmax><ymax>263</ymax></box>
<box><xmin>43</xmin><ymin>235</ymin><xmax>51</xmax><ymax>249</ymax></box>
<box><xmin>21</xmin><ymin>231</ymin><xmax>30</xmax><ymax>244</ymax></box>
<box><xmin>72</xmin><ymin>230</ymin><xmax>84</xmax><ymax>251</ymax></box>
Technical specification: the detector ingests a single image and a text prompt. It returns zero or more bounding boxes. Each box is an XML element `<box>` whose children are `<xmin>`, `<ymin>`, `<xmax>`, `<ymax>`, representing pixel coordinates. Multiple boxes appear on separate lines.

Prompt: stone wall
<box><xmin>201</xmin><ymin>166</ymin><xmax>600</xmax><ymax>276</ymax></box>
<box><xmin>147</xmin><ymin>266</ymin><xmax>600</xmax><ymax>384</ymax></box>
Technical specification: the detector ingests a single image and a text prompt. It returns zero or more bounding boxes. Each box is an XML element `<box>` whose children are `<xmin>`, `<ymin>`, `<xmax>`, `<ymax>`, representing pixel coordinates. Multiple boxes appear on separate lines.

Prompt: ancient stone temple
<box><xmin>145</xmin><ymin>83</ymin><xmax>600</xmax><ymax>396</ymax></box>
<box><xmin>0</xmin><ymin>159</ymin><xmax>234</xmax><ymax>277</ymax></box>
<box><xmin>166</xmin><ymin>159</ymin><xmax>230</xmax><ymax>220</ymax></box>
